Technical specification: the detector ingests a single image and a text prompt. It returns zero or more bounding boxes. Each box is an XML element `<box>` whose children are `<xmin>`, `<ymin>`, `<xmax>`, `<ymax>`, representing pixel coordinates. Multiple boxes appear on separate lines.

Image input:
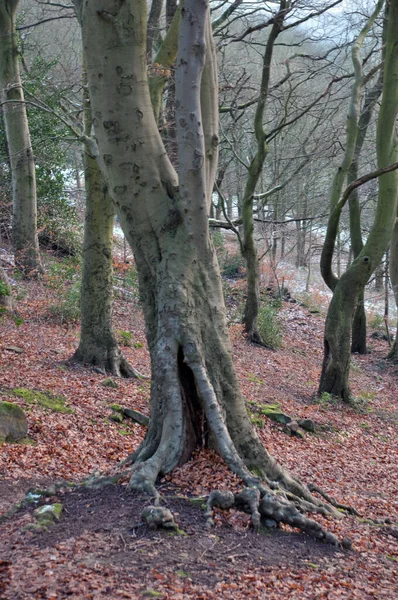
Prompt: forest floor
<box><xmin>0</xmin><ymin>252</ymin><xmax>398</xmax><ymax>599</ymax></box>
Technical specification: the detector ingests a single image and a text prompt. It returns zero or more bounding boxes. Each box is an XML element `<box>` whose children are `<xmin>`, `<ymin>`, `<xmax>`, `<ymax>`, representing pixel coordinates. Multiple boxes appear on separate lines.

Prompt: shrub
<box><xmin>257</xmin><ymin>302</ymin><xmax>283</xmax><ymax>349</ymax></box>
<box><xmin>45</xmin><ymin>258</ymin><xmax>81</xmax><ymax>323</ymax></box>
<box><xmin>368</xmin><ymin>312</ymin><xmax>384</xmax><ymax>330</ymax></box>
<box><xmin>0</xmin><ymin>280</ymin><xmax>11</xmax><ymax>297</ymax></box>
<box><xmin>211</xmin><ymin>230</ymin><xmax>225</xmax><ymax>252</ymax></box>
<box><xmin>118</xmin><ymin>330</ymin><xmax>133</xmax><ymax>346</ymax></box>
<box><xmin>47</xmin><ymin>281</ymin><xmax>81</xmax><ymax>323</ymax></box>
<box><xmin>220</xmin><ymin>252</ymin><xmax>245</xmax><ymax>279</ymax></box>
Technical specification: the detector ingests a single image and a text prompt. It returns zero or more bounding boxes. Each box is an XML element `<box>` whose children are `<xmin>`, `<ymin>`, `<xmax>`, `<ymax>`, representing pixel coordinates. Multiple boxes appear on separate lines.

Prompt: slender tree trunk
<box><xmin>388</xmin><ymin>215</ymin><xmax>398</xmax><ymax>361</ymax></box>
<box><xmin>0</xmin><ymin>265</ymin><xmax>12</xmax><ymax>310</ymax></box>
<box><xmin>374</xmin><ymin>262</ymin><xmax>384</xmax><ymax>291</ymax></box>
<box><xmin>319</xmin><ymin>0</ymin><xmax>398</xmax><ymax>399</ymax></box>
<box><xmin>0</xmin><ymin>0</ymin><xmax>42</xmax><ymax>276</ymax></box>
<box><xmin>75</xmin><ymin>0</ymin><xmax>337</xmax><ymax>527</ymax></box>
<box><xmin>147</xmin><ymin>0</ymin><xmax>163</xmax><ymax>60</ymax></box>
<box><xmin>348</xmin><ymin>65</ymin><xmax>384</xmax><ymax>353</ymax></box>
<box><xmin>72</xmin><ymin>62</ymin><xmax>139</xmax><ymax>378</ymax></box>
<box><xmin>242</xmin><ymin>1</ymin><xmax>287</xmax><ymax>344</ymax></box>
<box><xmin>72</xmin><ymin>148</ymin><xmax>140</xmax><ymax>377</ymax></box>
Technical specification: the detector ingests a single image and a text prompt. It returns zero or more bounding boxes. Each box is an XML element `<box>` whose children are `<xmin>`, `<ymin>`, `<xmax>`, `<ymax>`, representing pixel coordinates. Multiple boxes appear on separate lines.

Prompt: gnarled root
<box><xmin>205</xmin><ymin>487</ymin><xmax>350</xmax><ymax>548</ymax></box>
<box><xmin>121</xmin><ymin>340</ymin><xmax>354</xmax><ymax>547</ymax></box>
<box><xmin>308</xmin><ymin>483</ymin><xmax>361</xmax><ymax>516</ymax></box>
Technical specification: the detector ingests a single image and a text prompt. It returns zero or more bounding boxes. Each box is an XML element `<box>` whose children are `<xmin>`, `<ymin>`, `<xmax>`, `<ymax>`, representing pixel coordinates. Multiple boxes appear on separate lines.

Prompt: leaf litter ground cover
<box><xmin>0</xmin><ymin>272</ymin><xmax>397</xmax><ymax>599</ymax></box>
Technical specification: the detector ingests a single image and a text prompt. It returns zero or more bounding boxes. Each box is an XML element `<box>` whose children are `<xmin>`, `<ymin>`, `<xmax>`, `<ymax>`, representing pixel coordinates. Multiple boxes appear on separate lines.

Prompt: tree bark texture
<box><xmin>348</xmin><ymin>31</ymin><xmax>385</xmax><ymax>354</ymax></box>
<box><xmin>0</xmin><ymin>0</ymin><xmax>42</xmax><ymax>276</ymax></box>
<box><xmin>146</xmin><ymin>0</ymin><xmax>163</xmax><ymax>60</ymax></box>
<box><xmin>319</xmin><ymin>0</ymin><xmax>398</xmax><ymax>400</ymax></box>
<box><xmin>74</xmin><ymin>0</ymin><xmax>335</xmax><ymax>522</ymax></box>
<box><xmin>72</xmin><ymin>148</ymin><xmax>139</xmax><ymax>377</ymax></box>
<box><xmin>72</xmin><ymin>62</ymin><xmax>138</xmax><ymax>378</ymax></box>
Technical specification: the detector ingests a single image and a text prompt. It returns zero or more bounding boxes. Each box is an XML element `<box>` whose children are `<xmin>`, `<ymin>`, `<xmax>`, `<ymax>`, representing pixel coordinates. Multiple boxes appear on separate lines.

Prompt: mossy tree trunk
<box><xmin>0</xmin><ymin>0</ymin><xmax>43</xmax><ymax>276</ymax></box>
<box><xmin>0</xmin><ymin>265</ymin><xmax>12</xmax><ymax>310</ymax></box>
<box><xmin>241</xmin><ymin>1</ymin><xmax>288</xmax><ymax>345</ymax></box>
<box><xmin>73</xmin><ymin>0</ymin><xmax>341</xmax><ymax>529</ymax></box>
<box><xmin>72</xmin><ymin>64</ymin><xmax>139</xmax><ymax>378</ymax></box>
<box><xmin>319</xmin><ymin>0</ymin><xmax>398</xmax><ymax>400</ymax></box>
<box><xmin>349</xmin><ymin>7</ymin><xmax>387</xmax><ymax>354</ymax></box>
<box><xmin>388</xmin><ymin>215</ymin><xmax>398</xmax><ymax>362</ymax></box>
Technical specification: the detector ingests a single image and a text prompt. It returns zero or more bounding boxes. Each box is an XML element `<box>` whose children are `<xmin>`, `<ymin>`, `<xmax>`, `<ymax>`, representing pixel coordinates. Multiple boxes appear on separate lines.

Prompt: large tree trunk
<box><xmin>75</xmin><ymin>0</ymin><xmax>347</xmax><ymax>539</ymax></box>
<box><xmin>0</xmin><ymin>0</ymin><xmax>42</xmax><ymax>276</ymax></box>
<box><xmin>319</xmin><ymin>0</ymin><xmax>398</xmax><ymax>399</ymax></box>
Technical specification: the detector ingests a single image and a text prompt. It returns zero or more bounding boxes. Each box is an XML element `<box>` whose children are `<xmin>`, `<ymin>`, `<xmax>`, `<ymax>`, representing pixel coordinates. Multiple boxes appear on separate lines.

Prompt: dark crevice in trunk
<box><xmin>178</xmin><ymin>346</ymin><xmax>207</xmax><ymax>464</ymax></box>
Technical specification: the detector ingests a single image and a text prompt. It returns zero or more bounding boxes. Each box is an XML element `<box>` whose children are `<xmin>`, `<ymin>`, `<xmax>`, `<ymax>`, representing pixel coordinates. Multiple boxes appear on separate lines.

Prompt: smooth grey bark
<box><xmin>75</xmin><ymin>0</ymin><xmax>344</xmax><ymax>538</ymax></box>
<box><xmin>0</xmin><ymin>0</ymin><xmax>42</xmax><ymax>276</ymax></box>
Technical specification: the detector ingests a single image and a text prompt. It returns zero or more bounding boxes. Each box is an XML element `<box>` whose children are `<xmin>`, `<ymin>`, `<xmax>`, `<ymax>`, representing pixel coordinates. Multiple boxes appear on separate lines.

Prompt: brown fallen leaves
<box><xmin>0</xmin><ymin>267</ymin><xmax>397</xmax><ymax>599</ymax></box>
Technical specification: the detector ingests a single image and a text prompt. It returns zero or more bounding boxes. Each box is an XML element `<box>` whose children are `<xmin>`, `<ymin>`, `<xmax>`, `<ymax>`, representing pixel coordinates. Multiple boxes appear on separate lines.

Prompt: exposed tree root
<box><xmin>71</xmin><ymin>348</ymin><xmax>145</xmax><ymax>379</ymax></box>
<box><xmin>116</xmin><ymin>347</ymin><xmax>357</xmax><ymax>546</ymax></box>
<box><xmin>386</xmin><ymin>340</ymin><xmax>398</xmax><ymax>363</ymax></box>
<box><xmin>308</xmin><ymin>484</ymin><xmax>361</xmax><ymax>516</ymax></box>
<box><xmin>205</xmin><ymin>488</ymin><xmax>351</xmax><ymax>548</ymax></box>
<box><xmin>246</xmin><ymin>328</ymin><xmax>272</xmax><ymax>349</ymax></box>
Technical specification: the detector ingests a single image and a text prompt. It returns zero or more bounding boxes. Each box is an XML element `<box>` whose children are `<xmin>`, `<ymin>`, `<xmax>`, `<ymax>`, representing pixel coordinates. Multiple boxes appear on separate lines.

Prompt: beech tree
<box><xmin>319</xmin><ymin>0</ymin><xmax>398</xmax><ymax>400</ymax></box>
<box><xmin>0</xmin><ymin>0</ymin><xmax>43</xmax><ymax>276</ymax></box>
<box><xmin>71</xmin><ymin>0</ymin><xmax>358</xmax><ymax>542</ymax></box>
<box><xmin>72</xmin><ymin>69</ymin><xmax>140</xmax><ymax>377</ymax></box>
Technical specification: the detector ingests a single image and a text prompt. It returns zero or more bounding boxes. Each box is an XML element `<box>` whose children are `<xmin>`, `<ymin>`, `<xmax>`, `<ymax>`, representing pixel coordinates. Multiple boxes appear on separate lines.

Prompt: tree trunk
<box><xmin>374</xmin><ymin>262</ymin><xmax>384</xmax><ymax>291</ymax></box>
<box><xmin>75</xmin><ymin>0</ymin><xmax>336</xmax><ymax>524</ymax></box>
<box><xmin>146</xmin><ymin>0</ymin><xmax>163</xmax><ymax>60</ymax></box>
<box><xmin>72</xmin><ymin>62</ymin><xmax>139</xmax><ymax>378</ymax></box>
<box><xmin>241</xmin><ymin>1</ymin><xmax>287</xmax><ymax>344</ymax></box>
<box><xmin>72</xmin><ymin>148</ymin><xmax>139</xmax><ymax>377</ymax></box>
<box><xmin>319</xmin><ymin>0</ymin><xmax>398</xmax><ymax>399</ymax></box>
<box><xmin>388</xmin><ymin>214</ymin><xmax>398</xmax><ymax>362</ymax></box>
<box><xmin>0</xmin><ymin>0</ymin><xmax>43</xmax><ymax>276</ymax></box>
<box><xmin>351</xmin><ymin>289</ymin><xmax>367</xmax><ymax>354</ymax></box>
<box><xmin>348</xmin><ymin>67</ymin><xmax>384</xmax><ymax>353</ymax></box>
<box><xmin>0</xmin><ymin>265</ymin><xmax>12</xmax><ymax>310</ymax></box>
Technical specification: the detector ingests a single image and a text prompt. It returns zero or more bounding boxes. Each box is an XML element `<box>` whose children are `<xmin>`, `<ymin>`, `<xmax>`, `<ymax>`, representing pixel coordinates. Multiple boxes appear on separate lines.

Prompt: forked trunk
<box><xmin>319</xmin><ymin>0</ymin><xmax>398</xmax><ymax>399</ymax></box>
<box><xmin>319</xmin><ymin>269</ymin><xmax>365</xmax><ymax>401</ymax></box>
<box><xmin>76</xmin><ymin>0</ymin><xmax>347</xmax><ymax>536</ymax></box>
